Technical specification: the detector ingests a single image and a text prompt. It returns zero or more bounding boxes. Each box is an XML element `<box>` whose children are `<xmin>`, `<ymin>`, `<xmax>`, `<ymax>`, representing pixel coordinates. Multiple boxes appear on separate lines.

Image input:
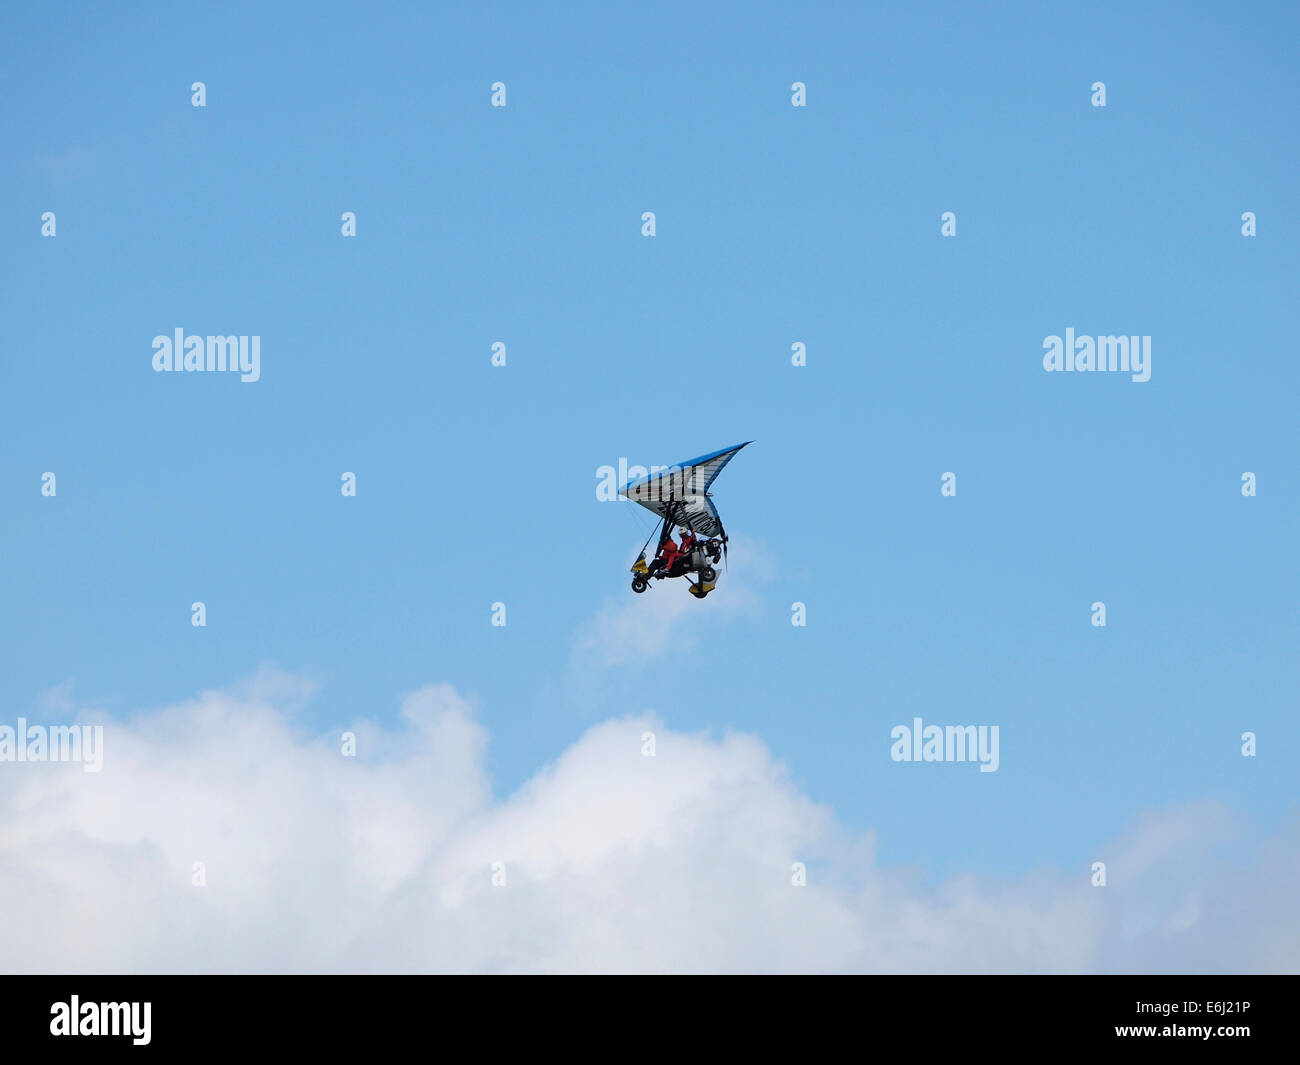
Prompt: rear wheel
<box><xmin>700</xmin><ymin>566</ymin><xmax>716</xmax><ymax>583</ymax></box>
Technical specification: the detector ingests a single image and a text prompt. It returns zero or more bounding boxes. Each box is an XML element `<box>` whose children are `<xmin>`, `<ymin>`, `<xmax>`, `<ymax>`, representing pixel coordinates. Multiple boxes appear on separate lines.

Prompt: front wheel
<box><xmin>632</xmin><ymin>576</ymin><xmax>648</xmax><ymax>594</ymax></box>
<box><xmin>700</xmin><ymin>566</ymin><xmax>716</xmax><ymax>583</ymax></box>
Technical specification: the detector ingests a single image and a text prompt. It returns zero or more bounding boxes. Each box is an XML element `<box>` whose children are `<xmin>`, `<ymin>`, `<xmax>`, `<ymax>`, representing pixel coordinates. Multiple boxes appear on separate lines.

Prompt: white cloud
<box><xmin>0</xmin><ymin>672</ymin><xmax>1295</xmax><ymax>974</ymax></box>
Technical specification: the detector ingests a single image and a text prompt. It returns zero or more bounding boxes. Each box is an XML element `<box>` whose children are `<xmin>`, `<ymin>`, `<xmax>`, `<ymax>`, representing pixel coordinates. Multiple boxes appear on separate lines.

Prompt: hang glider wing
<box><xmin>619</xmin><ymin>442</ymin><xmax>750</xmax><ymax>537</ymax></box>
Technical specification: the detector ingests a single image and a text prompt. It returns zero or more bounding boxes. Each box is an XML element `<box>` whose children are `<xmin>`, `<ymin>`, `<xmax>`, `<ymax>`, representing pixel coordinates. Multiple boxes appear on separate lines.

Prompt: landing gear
<box><xmin>628</xmin><ymin>514</ymin><xmax>724</xmax><ymax>599</ymax></box>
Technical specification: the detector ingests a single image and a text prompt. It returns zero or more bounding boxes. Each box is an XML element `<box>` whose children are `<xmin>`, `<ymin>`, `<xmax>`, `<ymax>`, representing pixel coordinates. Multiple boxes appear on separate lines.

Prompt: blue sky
<box><xmin>3</xmin><ymin>0</ymin><xmax>1296</xmax><ymax>893</ymax></box>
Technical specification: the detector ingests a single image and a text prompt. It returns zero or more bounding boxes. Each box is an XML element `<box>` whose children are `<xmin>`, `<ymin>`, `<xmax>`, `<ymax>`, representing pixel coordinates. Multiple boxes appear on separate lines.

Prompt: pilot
<box><xmin>653</xmin><ymin>534</ymin><xmax>681</xmax><ymax>577</ymax></box>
